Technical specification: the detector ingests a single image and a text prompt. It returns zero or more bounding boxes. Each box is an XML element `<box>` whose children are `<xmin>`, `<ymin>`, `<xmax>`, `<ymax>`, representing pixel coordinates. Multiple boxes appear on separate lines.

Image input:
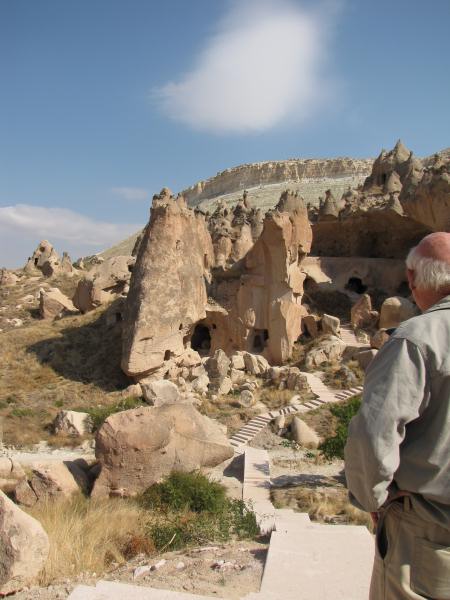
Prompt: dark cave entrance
<box><xmin>252</xmin><ymin>329</ymin><xmax>269</xmax><ymax>353</ymax></box>
<box><xmin>345</xmin><ymin>277</ymin><xmax>367</xmax><ymax>294</ymax></box>
<box><xmin>191</xmin><ymin>324</ymin><xmax>211</xmax><ymax>355</ymax></box>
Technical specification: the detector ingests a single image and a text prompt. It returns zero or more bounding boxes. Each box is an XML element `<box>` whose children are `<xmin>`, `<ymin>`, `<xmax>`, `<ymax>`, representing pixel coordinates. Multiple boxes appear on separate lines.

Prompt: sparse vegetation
<box><xmin>319</xmin><ymin>395</ymin><xmax>361</xmax><ymax>460</ymax></box>
<box><xmin>321</xmin><ymin>360</ymin><xmax>364</xmax><ymax>390</ymax></box>
<box><xmin>85</xmin><ymin>396</ymin><xmax>145</xmax><ymax>431</ymax></box>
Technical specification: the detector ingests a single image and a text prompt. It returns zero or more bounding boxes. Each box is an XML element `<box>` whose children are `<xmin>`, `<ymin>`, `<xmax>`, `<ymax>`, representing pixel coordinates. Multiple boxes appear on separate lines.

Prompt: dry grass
<box><xmin>321</xmin><ymin>360</ymin><xmax>364</xmax><ymax>390</ymax></box>
<box><xmin>271</xmin><ymin>486</ymin><xmax>372</xmax><ymax>530</ymax></box>
<box><xmin>27</xmin><ymin>494</ymin><xmax>152</xmax><ymax>585</ymax></box>
<box><xmin>0</xmin><ymin>301</ymin><xmax>130</xmax><ymax>446</ymax></box>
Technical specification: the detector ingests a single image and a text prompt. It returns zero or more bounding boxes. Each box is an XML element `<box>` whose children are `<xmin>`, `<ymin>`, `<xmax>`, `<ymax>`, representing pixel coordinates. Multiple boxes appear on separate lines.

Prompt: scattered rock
<box><xmin>0</xmin><ymin>458</ymin><xmax>26</xmax><ymax>494</ymax></box>
<box><xmin>206</xmin><ymin>350</ymin><xmax>231</xmax><ymax>393</ymax></box>
<box><xmin>379</xmin><ymin>296</ymin><xmax>418</xmax><ymax>329</ymax></box>
<box><xmin>28</xmin><ymin>461</ymin><xmax>85</xmax><ymax>501</ymax></box>
<box><xmin>350</xmin><ymin>294</ymin><xmax>379</xmax><ymax>329</ymax></box>
<box><xmin>370</xmin><ymin>329</ymin><xmax>391</xmax><ymax>350</ymax></box>
<box><xmin>140</xmin><ymin>379</ymin><xmax>181</xmax><ymax>406</ymax></box>
<box><xmin>53</xmin><ymin>410</ymin><xmax>93</xmax><ymax>436</ymax></box>
<box><xmin>237</xmin><ymin>390</ymin><xmax>255</xmax><ymax>408</ymax></box>
<box><xmin>0</xmin><ymin>490</ymin><xmax>49</xmax><ymax>595</ymax></box>
<box><xmin>305</xmin><ymin>336</ymin><xmax>346</xmax><ymax>369</ymax></box>
<box><xmin>230</xmin><ymin>354</ymin><xmax>245</xmax><ymax>370</ymax></box>
<box><xmin>39</xmin><ymin>287</ymin><xmax>78</xmax><ymax>320</ymax></box>
<box><xmin>356</xmin><ymin>348</ymin><xmax>378</xmax><ymax>371</ymax></box>
<box><xmin>290</xmin><ymin>417</ymin><xmax>320</xmax><ymax>449</ymax></box>
<box><xmin>0</xmin><ymin>269</ymin><xmax>18</xmax><ymax>286</ymax></box>
<box><xmin>321</xmin><ymin>314</ymin><xmax>341</xmax><ymax>336</ymax></box>
<box><xmin>302</xmin><ymin>314</ymin><xmax>319</xmax><ymax>338</ymax></box>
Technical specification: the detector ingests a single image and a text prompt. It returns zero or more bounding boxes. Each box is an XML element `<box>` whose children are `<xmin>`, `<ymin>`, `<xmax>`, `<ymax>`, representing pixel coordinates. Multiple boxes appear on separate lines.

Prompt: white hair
<box><xmin>406</xmin><ymin>246</ymin><xmax>450</xmax><ymax>292</ymax></box>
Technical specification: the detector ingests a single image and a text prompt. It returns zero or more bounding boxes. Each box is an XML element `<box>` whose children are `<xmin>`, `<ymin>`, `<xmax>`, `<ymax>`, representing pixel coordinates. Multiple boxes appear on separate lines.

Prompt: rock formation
<box><xmin>24</xmin><ymin>240</ymin><xmax>74</xmax><ymax>276</ymax></box>
<box><xmin>73</xmin><ymin>255</ymin><xmax>135</xmax><ymax>313</ymax></box>
<box><xmin>39</xmin><ymin>287</ymin><xmax>78</xmax><ymax>319</ymax></box>
<box><xmin>122</xmin><ymin>188</ymin><xmax>312</xmax><ymax>378</ymax></box>
<box><xmin>92</xmin><ymin>403</ymin><xmax>234</xmax><ymax>497</ymax></box>
<box><xmin>0</xmin><ymin>490</ymin><xmax>49</xmax><ymax>594</ymax></box>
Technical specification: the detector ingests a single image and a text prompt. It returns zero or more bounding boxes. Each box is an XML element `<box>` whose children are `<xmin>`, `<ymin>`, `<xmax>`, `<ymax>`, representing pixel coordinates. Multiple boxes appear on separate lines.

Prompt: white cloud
<box><xmin>0</xmin><ymin>204</ymin><xmax>140</xmax><ymax>268</ymax></box>
<box><xmin>157</xmin><ymin>0</ymin><xmax>336</xmax><ymax>134</ymax></box>
<box><xmin>112</xmin><ymin>187</ymin><xmax>149</xmax><ymax>201</ymax></box>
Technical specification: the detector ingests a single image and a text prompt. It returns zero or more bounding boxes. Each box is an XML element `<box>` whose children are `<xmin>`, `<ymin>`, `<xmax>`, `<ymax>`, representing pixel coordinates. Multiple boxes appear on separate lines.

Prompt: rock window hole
<box><xmin>191</xmin><ymin>324</ymin><xmax>211</xmax><ymax>354</ymax></box>
<box><xmin>164</xmin><ymin>350</ymin><xmax>172</xmax><ymax>361</ymax></box>
<box><xmin>253</xmin><ymin>329</ymin><xmax>269</xmax><ymax>353</ymax></box>
<box><xmin>345</xmin><ymin>277</ymin><xmax>367</xmax><ymax>294</ymax></box>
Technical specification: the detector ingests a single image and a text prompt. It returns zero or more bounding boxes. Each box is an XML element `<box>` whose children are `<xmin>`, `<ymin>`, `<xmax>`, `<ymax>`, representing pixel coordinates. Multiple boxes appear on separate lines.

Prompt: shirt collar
<box><xmin>425</xmin><ymin>294</ymin><xmax>450</xmax><ymax>314</ymax></box>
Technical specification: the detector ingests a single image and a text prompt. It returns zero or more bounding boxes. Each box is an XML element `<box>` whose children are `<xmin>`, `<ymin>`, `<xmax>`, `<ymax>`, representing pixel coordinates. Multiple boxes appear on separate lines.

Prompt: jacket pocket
<box><xmin>411</xmin><ymin>537</ymin><xmax>450</xmax><ymax>599</ymax></box>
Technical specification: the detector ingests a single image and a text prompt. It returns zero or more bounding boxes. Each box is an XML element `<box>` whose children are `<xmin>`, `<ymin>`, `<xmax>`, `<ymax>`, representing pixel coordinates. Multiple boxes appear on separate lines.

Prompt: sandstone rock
<box><xmin>217</xmin><ymin>376</ymin><xmax>232</xmax><ymax>396</ymax></box>
<box><xmin>321</xmin><ymin>314</ymin><xmax>341</xmax><ymax>336</ymax></box>
<box><xmin>191</xmin><ymin>374</ymin><xmax>210</xmax><ymax>394</ymax></box>
<box><xmin>302</xmin><ymin>314</ymin><xmax>319</xmax><ymax>338</ymax></box>
<box><xmin>14</xmin><ymin>478</ymin><xmax>38</xmax><ymax>507</ymax></box>
<box><xmin>0</xmin><ymin>458</ymin><xmax>26</xmax><ymax>494</ymax></box>
<box><xmin>237</xmin><ymin>390</ymin><xmax>255</xmax><ymax>408</ymax></box>
<box><xmin>379</xmin><ymin>296</ymin><xmax>418</xmax><ymax>329</ymax></box>
<box><xmin>291</xmin><ymin>417</ymin><xmax>320</xmax><ymax>449</ymax></box>
<box><xmin>230</xmin><ymin>353</ymin><xmax>245</xmax><ymax>370</ymax></box>
<box><xmin>39</xmin><ymin>287</ymin><xmax>78</xmax><ymax>320</ymax></box>
<box><xmin>73</xmin><ymin>255</ymin><xmax>135</xmax><ymax>313</ymax></box>
<box><xmin>230</xmin><ymin>368</ymin><xmax>246</xmax><ymax>385</ymax></box>
<box><xmin>370</xmin><ymin>329</ymin><xmax>391</xmax><ymax>350</ymax></box>
<box><xmin>0</xmin><ymin>269</ymin><xmax>18</xmax><ymax>286</ymax></box>
<box><xmin>24</xmin><ymin>240</ymin><xmax>60</xmax><ymax>275</ymax></box>
<box><xmin>350</xmin><ymin>294</ymin><xmax>379</xmax><ymax>329</ymax></box>
<box><xmin>29</xmin><ymin>461</ymin><xmax>83</xmax><ymax>501</ymax></box>
<box><xmin>92</xmin><ymin>403</ymin><xmax>234</xmax><ymax>497</ymax></box>
<box><xmin>305</xmin><ymin>336</ymin><xmax>347</xmax><ymax>369</ymax></box>
<box><xmin>206</xmin><ymin>349</ymin><xmax>231</xmax><ymax>393</ymax></box>
<box><xmin>0</xmin><ymin>490</ymin><xmax>49</xmax><ymax>594</ymax></box>
<box><xmin>357</xmin><ymin>348</ymin><xmax>378</xmax><ymax>371</ymax></box>
<box><xmin>140</xmin><ymin>379</ymin><xmax>180</xmax><ymax>406</ymax></box>
<box><xmin>285</xmin><ymin>367</ymin><xmax>309</xmax><ymax>392</ymax></box>
<box><xmin>53</xmin><ymin>410</ymin><xmax>93</xmax><ymax>436</ymax></box>
<box><xmin>120</xmin><ymin>383</ymin><xmax>143</xmax><ymax>399</ymax></box>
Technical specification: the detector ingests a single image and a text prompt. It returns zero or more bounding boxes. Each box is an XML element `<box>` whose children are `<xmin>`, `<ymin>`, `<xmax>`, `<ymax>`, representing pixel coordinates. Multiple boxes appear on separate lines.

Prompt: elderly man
<box><xmin>345</xmin><ymin>232</ymin><xmax>450</xmax><ymax>600</ymax></box>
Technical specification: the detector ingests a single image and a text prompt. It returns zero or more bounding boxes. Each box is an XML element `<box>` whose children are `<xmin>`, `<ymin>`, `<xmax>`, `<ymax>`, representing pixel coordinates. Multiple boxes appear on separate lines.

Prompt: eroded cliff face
<box><xmin>121</xmin><ymin>189</ymin><xmax>312</xmax><ymax>377</ymax></box>
<box><xmin>182</xmin><ymin>157</ymin><xmax>373</xmax><ymax>210</ymax></box>
<box><xmin>311</xmin><ymin>141</ymin><xmax>450</xmax><ymax>258</ymax></box>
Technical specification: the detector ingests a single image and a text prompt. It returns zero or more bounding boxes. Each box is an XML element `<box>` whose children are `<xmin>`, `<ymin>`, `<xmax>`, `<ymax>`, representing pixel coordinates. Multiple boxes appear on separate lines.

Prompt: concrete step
<box><xmin>257</xmin><ymin>525</ymin><xmax>374</xmax><ymax>600</ymax></box>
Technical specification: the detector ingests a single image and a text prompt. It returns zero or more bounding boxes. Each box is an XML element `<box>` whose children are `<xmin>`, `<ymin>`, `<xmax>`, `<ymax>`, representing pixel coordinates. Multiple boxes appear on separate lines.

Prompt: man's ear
<box><xmin>407</xmin><ymin>269</ymin><xmax>415</xmax><ymax>290</ymax></box>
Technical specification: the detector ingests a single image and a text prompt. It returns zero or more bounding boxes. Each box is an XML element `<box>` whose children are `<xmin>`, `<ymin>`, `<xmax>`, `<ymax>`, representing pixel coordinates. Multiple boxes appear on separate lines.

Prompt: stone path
<box><xmin>229</xmin><ymin>370</ymin><xmax>363</xmax><ymax>452</ymax></box>
<box><xmin>339</xmin><ymin>322</ymin><xmax>366</xmax><ymax>348</ymax></box>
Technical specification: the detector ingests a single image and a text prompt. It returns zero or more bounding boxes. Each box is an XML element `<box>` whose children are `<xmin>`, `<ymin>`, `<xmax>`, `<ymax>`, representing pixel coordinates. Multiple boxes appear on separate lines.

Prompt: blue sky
<box><xmin>1</xmin><ymin>0</ymin><xmax>449</xmax><ymax>268</ymax></box>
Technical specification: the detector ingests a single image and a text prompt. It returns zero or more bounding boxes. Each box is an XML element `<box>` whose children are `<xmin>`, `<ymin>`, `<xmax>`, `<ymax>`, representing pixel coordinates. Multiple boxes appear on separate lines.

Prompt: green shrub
<box><xmin>10</xmin><ymin>407</ymin><xmax>34</xmax><ymax>418</ymax></box>
<box><xmin>87</xmin><ymin>396</ymin><xmax>144</xmax><ymax>431</ymax></box>
<box><xmin>141</xmin><ymin>472</ymin><xmax>259</xmax><ymax>551</ymax></box>
<box><xmin>140</xmin><ymin>471</ymin><xmax>227</xmax><ymax>513</ymax></box>
<box><xmin>319</xmin><ymin>395</ymin><xmax>361</xmax><ymax>460</ymax></box>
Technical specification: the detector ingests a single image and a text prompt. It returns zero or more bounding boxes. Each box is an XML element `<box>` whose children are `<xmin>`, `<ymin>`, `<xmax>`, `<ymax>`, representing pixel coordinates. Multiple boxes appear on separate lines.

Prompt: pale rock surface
<box><xmin>302</xmin><ymin>314</ymin><xmax>319</xmax><ymax>338</ymax></box>
<box><xmin>291</xmin><ymin>417</ymin><xmax>320</xmax><ymax>449</ymax></box>
<box><xmin>39</xmin><ymin>287</ymin><xmax>78</xmax><ymax>319</ymax></box>
<box><xmin>191</xmin><ymin>374</ymin><xmax>210</xmax><ymax>394</ymax></box>
<box><xmin>73</xmin><ymin>255</ymin><xmax>135</xmax><ymax>313</ymax></box>
<box><xmin>92</xmin><ymin>403</ymin><xmax>234</xmax><ymax>497</ymax></box>
<box><xmin>379</xmin><ymin>296</ymin><xmax>418</xmax><ymax>329</ymax></box>
<box><xmin>0</xmin><ymin>269</ymin><xmax>18</xmax><ymax>286</ymax></box>
<box><xmin>140</xmin><ymin>379</ymin><xmax>180</xmax><ymax>406</ymax></box>
<box><xmin>370</xmin><ymin>329</ymin><xmax>391</xmax><ymax>349</ymax></box>
<box><xmin>120</xmin><ymin>383</ymin><xmax>143</xmax><ymax>399</ymax></box>
<box><xmin>0</xmin><ymin>458</ymin><xmax>26</xmax><ymax>494</ymax></box>
<box><xmin>29</xmin><ymin>461</ymin><xmax>87</xmax><ymax>500</ymax></box>
<box><xmin>24</xmin><ymin>240</ymin><xmax>59</xmax><ymax>274</ymax></box>
<box><xmin>237</xmin><ymin>390</ymin><xmax>255</xmax><ymax>408</ymax></box>
<box><xmin>53</xmin><ymin>410</ymin><xmax>93</xmax><ymax>436</ymax></box>
<box><xmin>351</xmin><ymin>294</ymin><xmax>379</xmax><ymax>329</ymax></box>
<box><xmin>321</xmin><ymin>313</ymin><xmax>341</xmax><ymax>336</ymax></box>
<box><xmin>230</xmin><ymin>353</ymin><xmax>245</xmax><ymax>370</ymax></box>
<box><xmin>305</xmin><ymin>336</ymin><xmax>347</xmax><ymax>369</ymax></box>
<box><xmin>357</xmin><ymin>348</ymin><xmax>378</xmax><ymax>371</ymax></box>
<box><xmin>14</xmin><ymin>478</ymin><xmax>38</xmax><ymax>506</ymax></box>
<box><xmin>206</xmin><ymin>349</ymin><xmax>231</xmax><ymax>393</ymax></box>
<box><xmin>0</xmin><ymin>490</ymin><xmax>49</xmax><ymax>594</ymax></box>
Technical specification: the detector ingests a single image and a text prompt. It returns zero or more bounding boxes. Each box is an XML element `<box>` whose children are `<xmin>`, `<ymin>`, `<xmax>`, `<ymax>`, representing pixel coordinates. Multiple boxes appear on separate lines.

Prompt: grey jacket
<box><xmin>345</xmin><ymin>294</ymin><xmax>450</xmax><ymax>529</ymax></box>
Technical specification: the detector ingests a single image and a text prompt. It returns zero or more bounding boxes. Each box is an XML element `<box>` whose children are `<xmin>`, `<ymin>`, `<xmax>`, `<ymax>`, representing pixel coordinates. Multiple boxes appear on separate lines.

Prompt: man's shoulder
<box><xmin>392</xmin><ymin>303</ymin><xmax>450</xmax><ymax>358</ymax></box>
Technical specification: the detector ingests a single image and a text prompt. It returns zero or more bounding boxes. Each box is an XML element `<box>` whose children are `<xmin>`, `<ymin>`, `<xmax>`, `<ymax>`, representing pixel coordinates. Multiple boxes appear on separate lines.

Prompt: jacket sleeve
<box><xmin>344</xmin><ymin>337</ymin><xmax>428</xmax><ymax>512</ymax></box>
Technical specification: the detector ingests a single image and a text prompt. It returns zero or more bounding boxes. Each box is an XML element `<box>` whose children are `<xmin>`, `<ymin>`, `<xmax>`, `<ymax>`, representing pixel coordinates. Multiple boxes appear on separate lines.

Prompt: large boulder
<box><xmin>379</xmin><ymin>296</ymin><xmax>418</xmax><ymax>330</ymax></box>
<box><xmin>0</xmin><ymin>269</ymin><xmax>18</xmax><ymax>286</ymax></box>
<box><xmin>73</xmin><ymin>255</ymin><xmax>135</xmax><ymax>313</ymax></box>
<box><xmin>205</xmin><ymin>349</ymin><xmax>231</xmax><ymax>393</ymax></box>
<box><xmin>28</xmin><ymin>461</ymin><xmax>88</xmax><ymax>501</ymax></box>
<box><xmin>39</xmin><ymin>287</ymin><xmax>78</xmax><ymax>320</ymax></box>
<box><xmin>321</xmin><ymin>313</ymin><xmax>341</xmax><ymax>336</ymax></box>
<box><xmin>291</xmin><ymin>417</ymin><xmax>320</xmax><ymax>449</ymax></box>
<box><xmin>92</xmin><ymin>403</ymin><xmax>234</xmax><ymax>497</ymax></box>
<box><xmin>53</xmin><ymin>410</ymin><xmax>93</xmax><ymax>436</ymax></box>
<box><xmin>0</xmin><ymin>490</ymin><xmax>49</xmax><ymax>594</ymax></box>
<box><xmin>305</xmin><ymin>336</ymin><xmax>346</xmax><ymax>369</ymax></box>
<box><xmin>140</xmin><ymin>379</ymin><xmax>181</xmax><ymax>406</ymax></box>
<box><xmin>350</xmin><ymin>294</ymin><xmax>379</xmax><ymax>329</ymax></box>
<box><xmin>0</xmin><ymin>458</ymin><xmax>26</xmax><ymax>494</ymax></box>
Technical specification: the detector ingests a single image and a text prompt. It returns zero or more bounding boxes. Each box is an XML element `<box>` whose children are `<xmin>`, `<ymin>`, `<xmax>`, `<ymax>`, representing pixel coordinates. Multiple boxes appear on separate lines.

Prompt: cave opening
<box><xmin>345</xmin><ymin>277</ymin><xmax>367</xmax><ymax>294</ymax></box>
<box><xmin>252</xmin><ymin>329</ymin><xmax>269</xmax><ymax>353</ymax></box>
<box><xmin>191</xmin><ymin>324</ymin><xmax>211</xmax><ymax>355</ymax></box>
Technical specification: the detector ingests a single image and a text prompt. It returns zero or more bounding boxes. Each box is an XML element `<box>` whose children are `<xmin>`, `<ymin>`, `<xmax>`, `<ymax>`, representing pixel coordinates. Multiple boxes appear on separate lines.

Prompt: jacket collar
<box><xmin>425</xmin><ymin>294</ymin><xmax>450</xmax><ymax>314</ymax></box>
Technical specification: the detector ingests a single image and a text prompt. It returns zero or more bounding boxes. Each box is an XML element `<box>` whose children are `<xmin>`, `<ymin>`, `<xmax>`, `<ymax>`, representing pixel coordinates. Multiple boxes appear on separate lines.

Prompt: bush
<box><xmin>86</xmin><ymin>396</ymin><xmax>144</xmax><ymax>431</ymax></box>
<box><xmin>140</xmin><ymin>471</ymin><xmax>227</xmax><ymax>513</ymax></box>
<box><xmin>319</xmin><ymin>395</ymin><xmax>361</xmax><ymax>460</ymax></box>
<box><xmin>141</xmin><ymin>472</ymin><xmax>259</xmax><ymax>551</ymax></box>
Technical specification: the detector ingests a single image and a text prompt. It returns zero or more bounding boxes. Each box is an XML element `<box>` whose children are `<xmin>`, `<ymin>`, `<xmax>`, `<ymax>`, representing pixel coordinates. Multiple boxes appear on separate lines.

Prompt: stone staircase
<box><xmin>68</xmin><ymin>447</ymin><xmax>374</xmax><ymax>600</ymax></box>
<box><xmin>229</xmin><ymin>370</ymin><xmax>363</xmax><ymax>452</ymax></box>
